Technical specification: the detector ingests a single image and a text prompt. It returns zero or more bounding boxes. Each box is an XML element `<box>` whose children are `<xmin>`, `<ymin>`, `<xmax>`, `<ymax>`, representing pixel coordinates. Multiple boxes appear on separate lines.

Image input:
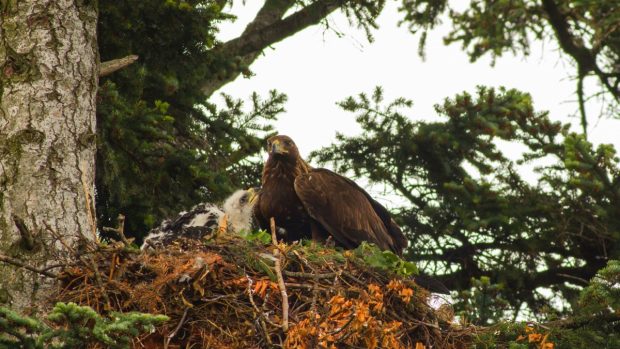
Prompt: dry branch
<box><xmin>270</xmin><ymin>217</ymin><xmax>289</xmax><ymax>332</ymax></box>
<box><xmin>0</xmin><ymin>253</ymin><xmax>58</xmax><ymax>278</ymax></box>
<box><xmin>102</xmin><ymin>214</ymin><xmax>132</xmax><ymax>247</ymax></box>
<box><xmin>99</xmin><ymin>55</ymin><xmax>139</xmax><ymax>77</ymax></box>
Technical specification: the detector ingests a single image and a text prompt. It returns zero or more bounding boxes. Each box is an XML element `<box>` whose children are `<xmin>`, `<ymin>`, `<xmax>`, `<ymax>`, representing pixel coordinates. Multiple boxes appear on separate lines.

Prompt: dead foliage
<box><xmin>53</xmin><ymin>233</ymin><xmax>473</xmax><ymax>349</ymax></box>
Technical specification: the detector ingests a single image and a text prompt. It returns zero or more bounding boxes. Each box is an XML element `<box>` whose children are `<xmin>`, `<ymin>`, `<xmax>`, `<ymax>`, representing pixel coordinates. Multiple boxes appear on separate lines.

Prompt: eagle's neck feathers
<box><xmin>262</xmin><ymin>155</ymin><xmax>310</xmax><ymax>185</ymax></box>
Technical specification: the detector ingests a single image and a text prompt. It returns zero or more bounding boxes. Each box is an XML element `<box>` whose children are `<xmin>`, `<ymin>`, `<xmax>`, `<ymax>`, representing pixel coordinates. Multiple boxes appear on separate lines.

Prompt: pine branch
<box><xmin>202</xmin><ymin>0</ymin><xmax>346</xmax><ymax>96</ymax></box>
<box><xmin>541</xmin><ymin>0</ymin><xmax>619</xmax><ymax>123</ymax></box>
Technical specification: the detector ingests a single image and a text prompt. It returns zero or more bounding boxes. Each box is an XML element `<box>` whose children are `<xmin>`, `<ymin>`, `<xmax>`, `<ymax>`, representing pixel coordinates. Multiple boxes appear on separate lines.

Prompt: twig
<box><xmin>102</xmin><ymin>214</ymin><xmax>132</xmax><ymax>247</ymax></box>
<box><xmin>0</xmin><ymin>253</ymin><xmax>58</xmax><ymax>278</ymax></box>
<box><xmin>330</xmin><ymin>315</ymin><xmax>355</xmax><ymax>336</ymax></box>
<box><xmin>284</xmin><ymin>270</ymin><xmax>338</xmax><ymax>279</ymax></box>
<box><xmin>164</xmin><ymin>307</ymin><xmax>189</xmax><ymax>349</ymax></box>
<box><xmin>99</xmin><ymin>55</ymin><xmax>139</xmax><ymax>77</ymax></box>
<box><xmin>44</xmin><ymin>222</ymin><xmax>79</xmax><ymax>255</ymax></box>
<box><xmin>83</xmin><ymin>254</ymin><xmax>111</xmax><ymax>310</ymax></box>
<box><xmin>284</xmin><ymin>282</ymin><xmax>325</xmax><ymax>290</ymax></box>
<box><xmin>270</xmin><ymin>217</ymin><xmax>289</xmax><ymax>332</ymax></box>
<box><xmin>342</xmin><ymin>271</ymin><xmax>365</xmax><ymax>285</ymax></box>
<box><xmin>557</xmin><ymin>273</ymin><xmax>589</xmax><ymax>285</ymax></box>
<box><xmin>12</xmin><ymin>214</ymin><xmax>35</xmax><ymax>250</ymax></box>
<box><xmin>577</xmin><ymin>68</ymin><xmax>588</xmax><ymax>138</ymax></box>
<box><xmin>246</xmin><ymin>275</ymin><xmax>275</xmax><ymax>346</ymax></box>
<box><xmin>80</xmin><ymin>169</ymin><xmax>98</xmax><ymax>242</ymax></box>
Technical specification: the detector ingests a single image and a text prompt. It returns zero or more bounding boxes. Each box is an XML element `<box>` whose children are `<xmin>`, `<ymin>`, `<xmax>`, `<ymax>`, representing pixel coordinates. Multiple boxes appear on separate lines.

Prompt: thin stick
<box><xmin>246</xmin><ymin>276</ymin><xmax>274</xmax><ymax>345</ymax></box>
<box><xmin>284</xmin><ymin>270</ymin><xmax>338</xmax><ymax>279</ymax></box>
<box><xmin>0</xmin><ymin>253</ymin><xmax>58</xmax><ymax>278</ymax></box>
<box><xmin>164</xmin><ymin>307</ymin><xmax>189</xmax><ymax>349</ymax></box>
<box><xmin>99</xmin><ymin>55</ymin><xmax>139</xmax><ymax>77</ymax></box>
<box><xmin>80</xmin><ymin>163</ymin><xmax>98</xmax><ymax>242</ymax></box>
<box><xmin>83</xmin><ymin>254</ymin><xmax>111</xmax><ymax>310</ymax></box>
<box><xmin>270</xmin><ymin>217</ymin><xmax>289</xmax><ymax>332</ymax></box>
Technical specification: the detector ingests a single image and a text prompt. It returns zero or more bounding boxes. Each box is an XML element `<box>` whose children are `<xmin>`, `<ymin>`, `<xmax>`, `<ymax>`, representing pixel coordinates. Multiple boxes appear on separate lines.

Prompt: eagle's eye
<box><xmin>240</xmin><ymin>195</ymin><xmax>248</xmax><ymax>204</ymax></box>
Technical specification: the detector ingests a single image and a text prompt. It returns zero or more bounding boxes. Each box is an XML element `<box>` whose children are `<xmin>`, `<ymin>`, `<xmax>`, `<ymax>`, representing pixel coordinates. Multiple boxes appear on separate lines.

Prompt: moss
<box><xmin>0</xmin><ymin>128</ymin><xmax>45</xmax><ymax>158</ymax></box>
<box><xmin>0</xmin><ymin>191</ymin><xmax>6</xmax><ymax>235</ymax></box>
<box><xmin>0</xmin><ymin>287</ymin><xmax>10</xmax><ymax>304</ymax></box>
<box><xmin>0</xmin><ymin>129</ymin><xmax>44</xmax><ymax>240</ymax></box>
<box><xmin>0</xmin><ymin>47</ymin><xmax>40</xmax><ymax>84</ymax></box>
<box><xmin>0</xmin><ymin>0</ymin><xmax>17</xmax><ymax>15</ymax></box>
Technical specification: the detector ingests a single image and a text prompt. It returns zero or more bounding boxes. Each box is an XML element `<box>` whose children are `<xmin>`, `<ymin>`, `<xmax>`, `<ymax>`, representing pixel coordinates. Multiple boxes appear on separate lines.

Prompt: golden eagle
<box><xmin>142</xmin><ymin>188</ymin><xmax>259</xmax><ymax>250</ymax></box>
<box><xmin>254</xmin><ymin>135</ymin><xmax>407</xmax><ymax>255</ymax></box>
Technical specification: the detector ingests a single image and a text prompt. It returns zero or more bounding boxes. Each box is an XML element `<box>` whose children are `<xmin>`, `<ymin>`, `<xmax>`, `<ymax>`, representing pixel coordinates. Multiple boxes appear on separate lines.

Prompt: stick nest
<box><xmin>53</xmin><ymin>233</ymin><xmax>473</xmax><ymax>349</ymax></box>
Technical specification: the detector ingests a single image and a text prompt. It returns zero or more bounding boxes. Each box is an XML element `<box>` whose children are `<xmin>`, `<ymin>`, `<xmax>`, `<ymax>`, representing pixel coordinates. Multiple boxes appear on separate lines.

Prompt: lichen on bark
<box><xmin>0</xmin><ymin>0</ymin><xmax>98</xmax><ymax>310</ymax></box>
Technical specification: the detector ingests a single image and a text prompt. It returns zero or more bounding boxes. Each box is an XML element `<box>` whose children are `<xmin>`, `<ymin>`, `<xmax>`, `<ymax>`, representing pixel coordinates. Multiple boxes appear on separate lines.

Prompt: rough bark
<box><xmin>201</xmin><ymin>0</ymin><xmax>345</xmax><ymax>97</ymax></box>
<box><xmin>0</xmin><ymin>0</ymin><xmax>98</xmax><ymax>310</ymax></box>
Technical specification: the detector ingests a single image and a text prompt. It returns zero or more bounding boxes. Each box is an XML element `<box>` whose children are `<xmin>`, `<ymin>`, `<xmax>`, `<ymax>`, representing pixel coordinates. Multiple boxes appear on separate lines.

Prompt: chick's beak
<box><xmin>247</xmin><ymin>187</ymin><xmax>260</xmax><ymax>205</ymax></box>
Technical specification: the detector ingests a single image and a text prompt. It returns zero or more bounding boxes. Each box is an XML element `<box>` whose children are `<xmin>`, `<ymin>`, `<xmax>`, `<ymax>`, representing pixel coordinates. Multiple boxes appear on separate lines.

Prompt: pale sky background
<box><xmin>216</xmin><ymin>1</ymin><xmax>619</xmax><ymax>184</ymax></box>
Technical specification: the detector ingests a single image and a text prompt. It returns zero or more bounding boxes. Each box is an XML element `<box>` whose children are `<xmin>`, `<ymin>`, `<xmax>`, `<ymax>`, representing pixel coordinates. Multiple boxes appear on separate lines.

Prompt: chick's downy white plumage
<box><xmin>141</xmin><ymin>188</ymin><xmax>258</xmax><ymax>250</ymax></box>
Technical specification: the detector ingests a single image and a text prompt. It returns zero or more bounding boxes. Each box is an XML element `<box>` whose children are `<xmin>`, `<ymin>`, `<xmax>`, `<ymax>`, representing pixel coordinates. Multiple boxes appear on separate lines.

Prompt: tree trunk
<box><xmin>0</xmin><ymin>0</ymin><xmax>98</xmax><ymax>311</ymax></box>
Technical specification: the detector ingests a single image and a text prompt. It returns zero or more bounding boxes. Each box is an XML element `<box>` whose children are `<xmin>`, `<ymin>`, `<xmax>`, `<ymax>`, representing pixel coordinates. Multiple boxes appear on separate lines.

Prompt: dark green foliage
<box><xmin>455</xmin><ymin>276</ymin><xmax>510</xmax><ymax>325</ymax></box>
<box><xmin>555</xmin><ymin>259</ymin><xmax>620</xmax><ymax>348</ymax></box>
<box><xmin>0</xmin><ymin>302</ymin><xmax>168</xmax><ymax>349</ymax></box>
<box><xmin>469</xmin><ymin>260</ymin><xmax>620</xmax><ymax>348</ymax></box>
<box><xmin>97</xmin><ymin>1</ymin><xmax>284</xmax><ymax>235</ymax></box>
<box><xmin>239</xmin><ymin>228</ymin><xmax>273</xmax><ymax>245</ymax></box>
<box><xmin>354</xmin><ymin>241</ymin><xmax>419</xmax><ymax>276</ymax></box>
<box><xmin>312</xmin><ymin>86</ymin><xmax>620</xmax><ymax>315</ymax></box>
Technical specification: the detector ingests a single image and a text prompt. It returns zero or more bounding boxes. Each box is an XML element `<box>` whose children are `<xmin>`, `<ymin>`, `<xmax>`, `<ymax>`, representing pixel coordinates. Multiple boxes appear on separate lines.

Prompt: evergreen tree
<box><xmin>96</xmin><ymin>1</ymin><xmax>281</xmax><ymax>235</ymax></box>
<box><xmin>312</xmin><ymin>86</ymin><xmax>620</xmax><ymax>315</ymax></box>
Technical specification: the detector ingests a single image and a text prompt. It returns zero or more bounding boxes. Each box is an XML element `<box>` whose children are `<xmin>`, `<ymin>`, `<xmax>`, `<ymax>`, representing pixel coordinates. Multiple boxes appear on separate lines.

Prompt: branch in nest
<box><xmin>0</xmin><ymin>253</ymin><xmax>58</xmax><ymax>278</ymax></box>
<box><xmin>165</xmin><ymin>307</ymin><xmax>189</xmax><ymax>349</ymax></box>
<box><xmin>102</xmin><ymin>214</ymin><xmax>133</xmax><ymax>247</ymax></box>
<box><xmin>99</xmin><ymin>55</ymin><xmax>139</xmax><ymax>77</ymax></box>
<box><xmin>270</xmin><ymin>217</ymin><xmax>289</xmax><ymax>332</ymax></box>
<box><xmin>246</xmin><ymin>275</ymin><xmax>275</xmax><ymax>346</ymax></box>
<box><xmin>284</xmin><ymin>270</ymin><xmax>338</xmax><ymax>279</ymax></box>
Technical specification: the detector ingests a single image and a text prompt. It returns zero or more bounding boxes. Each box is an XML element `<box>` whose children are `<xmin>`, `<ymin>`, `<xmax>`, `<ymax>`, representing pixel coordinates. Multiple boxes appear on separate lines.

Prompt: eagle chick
<box><xmin>141</xmin><ymin>188</ymin><xmax>258</xmax><ymax>250</ymax></box>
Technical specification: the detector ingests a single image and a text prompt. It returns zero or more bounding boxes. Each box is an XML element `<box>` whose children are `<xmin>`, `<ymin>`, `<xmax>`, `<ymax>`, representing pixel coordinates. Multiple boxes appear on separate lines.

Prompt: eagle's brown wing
<box><xmin>294</xmin><ymin>168</ymin><xmax>407</xmax><ymax>255</ymax></box>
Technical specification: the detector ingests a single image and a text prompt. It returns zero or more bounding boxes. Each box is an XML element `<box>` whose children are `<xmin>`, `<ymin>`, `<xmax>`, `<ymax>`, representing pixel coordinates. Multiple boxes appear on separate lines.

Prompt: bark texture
<box><xmin>0</xmin><ymin>0</ymin><xmax>98</xmax><ymax>310</ymax></box>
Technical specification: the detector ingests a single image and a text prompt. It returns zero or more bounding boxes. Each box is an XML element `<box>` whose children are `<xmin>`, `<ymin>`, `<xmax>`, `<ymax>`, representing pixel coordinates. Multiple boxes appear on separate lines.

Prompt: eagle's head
<box><xmin>223</xmin><ymin>187</ymin><xmax>260</xmax><ymax>233</ymax></box>
<box><xmin>266</xmin><ymin>135</ymin><xmax>300</xmax><ymax>162</ymax></box>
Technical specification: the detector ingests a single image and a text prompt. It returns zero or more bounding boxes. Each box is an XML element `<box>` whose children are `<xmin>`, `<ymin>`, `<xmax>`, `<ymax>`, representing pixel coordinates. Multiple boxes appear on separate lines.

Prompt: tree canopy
<box><xmin>400</xmin><ymin>0</ymin><xmax>620</xmax><ymax>133</ymax></box>
<box><xmin>312</xmin><ymin>85</ymin><xmax>620</xmax><ymax>319</ymax></box>
<box><xmin>93</xmin><ymin>0</ymin><xmax>620</xmax><ymax>320</ymax></box>
<box><xmin>96</xmin><ymin>1</ymin><xmax>283</xmax><ymax>233</ymax></box>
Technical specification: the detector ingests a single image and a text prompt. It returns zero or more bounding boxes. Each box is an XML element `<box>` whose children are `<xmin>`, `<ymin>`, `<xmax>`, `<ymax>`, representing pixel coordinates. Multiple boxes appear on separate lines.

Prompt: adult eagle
<box><xmin>254</xmin><ymin>135</ymin><xmax>408</xmax><ymax>255</ymax></box>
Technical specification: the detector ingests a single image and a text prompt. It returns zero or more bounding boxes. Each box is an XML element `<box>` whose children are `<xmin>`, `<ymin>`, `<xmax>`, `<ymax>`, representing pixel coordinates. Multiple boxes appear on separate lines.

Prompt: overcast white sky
<box><xmin>216</xmin><ymin>1</ymin><xmax>619</xmax><ymax>173</ymax></box>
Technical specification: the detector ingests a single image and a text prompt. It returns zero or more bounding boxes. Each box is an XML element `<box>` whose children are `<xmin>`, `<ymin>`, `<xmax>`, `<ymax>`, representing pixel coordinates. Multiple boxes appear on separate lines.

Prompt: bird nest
<box><xmin>53</xmin><ymin>231</ymin><xmax>473</xmax><ymax>349</ymax></box>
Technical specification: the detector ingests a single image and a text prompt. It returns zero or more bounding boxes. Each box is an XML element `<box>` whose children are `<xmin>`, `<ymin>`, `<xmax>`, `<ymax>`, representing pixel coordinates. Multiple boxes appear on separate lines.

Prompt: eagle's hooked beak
<box><xmin>270</xmin><ymin>139</ymin><xmax>288</xmax><ymax>154</ymax></box>
<box><xmin>247</xmin><ymin>187</ymin><xmax>260</xmax><ymax>205</ymax></box>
